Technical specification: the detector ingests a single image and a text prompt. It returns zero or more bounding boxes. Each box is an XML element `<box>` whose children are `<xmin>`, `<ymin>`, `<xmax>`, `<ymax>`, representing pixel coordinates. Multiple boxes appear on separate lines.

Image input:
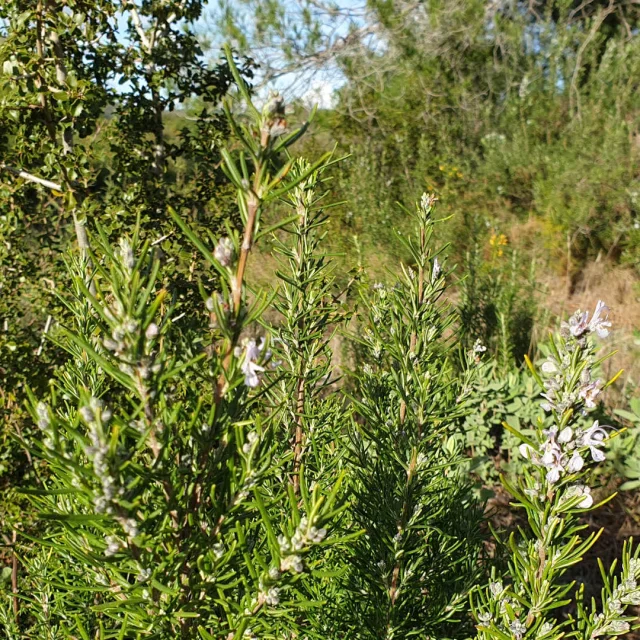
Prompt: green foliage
<box><xmin>459</xmin><ymin>243</ymin><xmax>543</xmax><ymax>370</ymax></box>
<box><xmin>610</xmin><ymin>397</ymin><xmax>640</xmax><ymax>491</ymax></box>
<box><xmin>4</xmin><ymin>2</ymin><xmax>640</xmax><ymax>638</ymax></box>
<box><xmin>219</xmin><ymin>0</ymin><xmax>640</xmax><ymax>277</ymax></box>
<box><xmin>336</xmin><ymin>197</ymin><xmax>486</xmax><ymax>638</ymax></box>
<box><xmin>458</xmin><ymin>362</ymin><xmax>542</xmax><ymax>487</ymax></box>
<box><xmin>1</xmin><ymin>47</ymin><xmax>486</xmax><ymax>639</ymax></box>
<box><xmin>0</xmin><ymin>0</ymin><xmax>243</xmax><ymax>509</ymax></box>
<box><xmin>1</xmin><ymin>50</ymin><xmax>346</xmax><ymax>638</ymax></box>
<box><xmin>472</xmin><ymin>301</ymin><xmax>640</xmax><ymax>637</ymax></box>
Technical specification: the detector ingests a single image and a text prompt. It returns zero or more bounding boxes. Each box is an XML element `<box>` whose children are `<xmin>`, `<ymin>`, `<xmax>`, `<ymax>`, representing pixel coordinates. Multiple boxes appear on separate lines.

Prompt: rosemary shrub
<box><xmin>2</xmin><ymin>38</ymin><xmax>640</xmax><ymax>640</ymax></box>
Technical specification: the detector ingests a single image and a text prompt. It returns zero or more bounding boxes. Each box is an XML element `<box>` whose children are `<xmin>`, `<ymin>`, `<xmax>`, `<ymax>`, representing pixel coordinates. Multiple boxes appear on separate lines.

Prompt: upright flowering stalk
<box><xmin>12</xmin><ymin>53</ymin><xmax>343</xmax><ymax>639</ymax></box>
<box><xmin>267</xmin><ymin>160</ymin><xmax>348</xmax><ymax>489</ymax></box>
<box><xmin>472</xmin><ymin>302</ymin><xmax>640</xmax><ymax>639</ymax></box>
<box><xmin>338</xmin><ymin>195</ymin><xmax>485</xmax><ymax>639</ymax></box>
<box><xmin>170</xmin><ymin>44</ymin><xmax>330</xmax><ymax>404</ymax></box>
<box><xmin>262</xmin><ymin>161</ymin><xmax>354</xmax><ymax>631</ymax></box>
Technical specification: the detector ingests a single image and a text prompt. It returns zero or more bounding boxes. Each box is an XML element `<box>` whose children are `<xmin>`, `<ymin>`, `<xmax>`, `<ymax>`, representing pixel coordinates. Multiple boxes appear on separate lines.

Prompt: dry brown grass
<box><xmin>539</xmin><ymin>260</ymin><xmax>640</xmax><ymax>405</ymax></box>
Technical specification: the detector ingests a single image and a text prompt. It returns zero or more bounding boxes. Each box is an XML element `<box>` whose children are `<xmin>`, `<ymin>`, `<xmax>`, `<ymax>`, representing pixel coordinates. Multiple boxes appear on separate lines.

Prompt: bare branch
<box><xmin>0</xmin><ymin>163</ymin><xmax>63</xmax><ymax>191</ymax></box>
<box><xmin>127</xmin><ymin>1</ymin><xmax>153</xmax><ymax>51</ymax></box>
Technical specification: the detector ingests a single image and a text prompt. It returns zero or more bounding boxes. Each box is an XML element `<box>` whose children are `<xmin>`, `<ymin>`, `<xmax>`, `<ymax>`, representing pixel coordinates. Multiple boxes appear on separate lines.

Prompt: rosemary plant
<box><xmin>5</xmin><ymin>50</ymin><xmax>342</xmax><ymax>640</ymax></box>
<box><xmin>339</xmin><ymin>195</ymin><xmax>486</xmax><ymax>639</ymax></box>
<box><xmin>473</xmin><ymin>301</ymin><xmax>640</xmax><ymax>639</ymax></box>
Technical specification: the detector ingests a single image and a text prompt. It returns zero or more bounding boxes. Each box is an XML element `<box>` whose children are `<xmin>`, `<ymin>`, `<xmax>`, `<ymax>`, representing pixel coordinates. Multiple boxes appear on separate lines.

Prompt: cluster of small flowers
<box><xmin>101</xmin><ymin>241</ymin><xmax>162</xmax><ymax>384</ymax></box>
<box><xmin>80</xmin><ymin>397</ymin><xmax>117</xmax><ymax>514</ymax></box>
<box><xmin>519</xmin><ymin>420</ymin><xmax>607</xmax><ymax>485</ymax></box>
<box><xmin>591</xmin><ymin>560</ymin><xmax>640</xmax><ymax>637</ymax></box>
<box><xmin>214</xmin><ymin>237</ymin><xmax>235</xmax><ymax>268</ymax></box>
<box><xmin>561</xmin><ymin>300</ymin><xmax>611</xmax><ymax>341</ymax></box>
<box><xmin>104</xmin><ymin>534</ymin><xmax>121</xmax><ymax>557</ymax></box>
<box><xmin>540</xmin><ymin>360</ymin><xmax>603</xmax><ymax>415</ymax></box>
<box><xmin>477</xmin><ymin>581</ymin><xmax>531</xmax><ymax>638</ymax></box>
<box><xmin>103</xmin><ymin>315</ymin><xmax>161</xmax><ymax>383</ymax></box>
<box><xmin>489</xmin><ymin>581</ymin><xmax>518</xmax><ymax>615</ymax></box>
<box><xmin>519</xmin><ymin>301</ymin><xmax>612</xmax><ymax>485</ymax></box>
<box><xmin>258</xmin><ymin>583</ymin><xmax>280</xmax><ymax>607</ymax></box>
<box><xmin>277</xmin><ymin>516</ymin><xmax>327</xmax><ymax>574</ymax></box>
<box><xmin>120</xmin><ymin>516</ymin><xmax>138</xmax><ymax>539</ymax></box>
<box><xmin>363</xmin><ymin>326</ymin><xmax>384</xmax><ymax>361</ymax></box>
<box><xmin>539</xmin><ymin>301</ymin><xmax>610</xmax><ymax>415</ymax></box>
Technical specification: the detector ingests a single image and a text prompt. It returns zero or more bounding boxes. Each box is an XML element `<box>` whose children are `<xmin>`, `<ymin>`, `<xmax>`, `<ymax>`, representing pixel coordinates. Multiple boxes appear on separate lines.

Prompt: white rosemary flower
<box><xmin>478</xmin><ymin>611</ymin><xmax>492</xmax><ymax>624</ymax></box>
<box><xmin>262</xmin><ymin>586</ymin><xmax>280</xmax><ymax>606</ymax></box>
<box><xmin>564</xmin><ymin>484</ymin><xmax>593</xmax><ymax>509</ymax></box>
<box><xmin>214</xmin><ymin>237</ymin><xmax>234</xmax><ymax>267</ymax></box>
<box><xmin>509</xmin><ymin>619</ymin><xmax>526</xmax><ymax>640</ymax></box>
<box><xmin>557</xmin><ymin>426</ymin><xmax>573</xmax><ymax>443</ymax></box>
<box><xmin>538</xmin><ymin>621</ymin><xmax>554</xmax><ymax>636</ymax></box>
<box><xmin>268</xmin><ymin>566</ymin><xmax>280</xmax><ymax>580</ymax></box>
<box><xmin>280</xmin><ymin>554</ymin><xmax>303</xmax><ymax>573</ymax></box>
<box><xmin>473</xmin><ymin>339</ymin><xmax>487</xmax><ymax>354</ymax></box>
<box><xmin>145</xmin><ymin>323</ymin><xmax>159</xmax><ymax>340</ymax></box>
<box><xmin>603</xmin><ymin>621</ymin><xmax>629</xmax><ymax>635</ymax></box>
<box><xmin>239</xmin><ymin>338</ymin><xmax>265</xmax><ymax>388</ymax></box>
<box><xmin>104</xmin><ymin>535</ymin><xmax>120</xmax><ymax>557</ymax></box>
<box><xmin>578</xmin><ymin>379</ymin><xmax>603</xmax><ymax>409</ymax></box>
<box><xmin>567</xmin><ymin>450</ymin><xmax>584</xmax><ymax>473</ymax></box>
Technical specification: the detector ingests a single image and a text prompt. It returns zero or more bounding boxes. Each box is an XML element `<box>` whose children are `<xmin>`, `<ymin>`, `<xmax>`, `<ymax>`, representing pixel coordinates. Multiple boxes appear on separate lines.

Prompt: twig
<box><xmin>36</xmin><ymin>315</ymin><xmax>53</xmax><ymax>357</ymax></box>
<box><xmin>152</xmin><ymin>232</ymin><xmax>172</xmax><ymax>246</ymax></box>
<box><xmin>0</xmin><ymin>163</ymin><xmax>62</xmax><ymax>191</ymax></box>
<box><xmin>11</xmin><ymin>529</ymin><xmax>18</xmax><ymax>621</ymax></box>
<box><xmin>128</xmin><ymin>2</ymin><xmax>152</xmax><ymax>50</ymax></box>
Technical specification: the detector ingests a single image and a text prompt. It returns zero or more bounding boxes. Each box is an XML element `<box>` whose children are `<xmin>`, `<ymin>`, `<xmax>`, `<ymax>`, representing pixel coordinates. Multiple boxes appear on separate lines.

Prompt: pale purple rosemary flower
<box><xmin>544</xmin><ymin>447</ymin><xmax>565</xmax><ymax>484</ymax></box>
<box><xmin>561</xmin><ymin>300</ymin><xmax>611</xmax><ymax>339</ymax></box>
<box><xmin>565</xmin><ymin>309</ymin><xmax>590</xmax><ymax>337</ymax></box>
<box><xmin>589</xmin><ymin>300</ymin><xmax>611</xmax><ymax>338</ymax></box>
<box><xmin>237</xmin><ymin>338</ymin><xmax>265</xmax><ymax>388</ymax></box>
<box><xmin>578</xmin><ymin>420</ymin><xmax>608</xmax><ymax>462</ymax></box>
<box><xmin>578</xmin><ymin>379</ymin><xmax>603</xmax><ymax>409</ymax></box>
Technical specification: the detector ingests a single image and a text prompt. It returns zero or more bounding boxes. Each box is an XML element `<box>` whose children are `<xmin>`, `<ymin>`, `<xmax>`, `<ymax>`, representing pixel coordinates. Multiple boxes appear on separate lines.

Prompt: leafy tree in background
<box><xmin>0</xmin><ymin>0</ymin><xmax>243</xmax><ymax>512</ymax></box>
<box><xmin>216</xmin><ymin>0</ymin><xmax>640</xmax><ymax>282</ymax></box>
